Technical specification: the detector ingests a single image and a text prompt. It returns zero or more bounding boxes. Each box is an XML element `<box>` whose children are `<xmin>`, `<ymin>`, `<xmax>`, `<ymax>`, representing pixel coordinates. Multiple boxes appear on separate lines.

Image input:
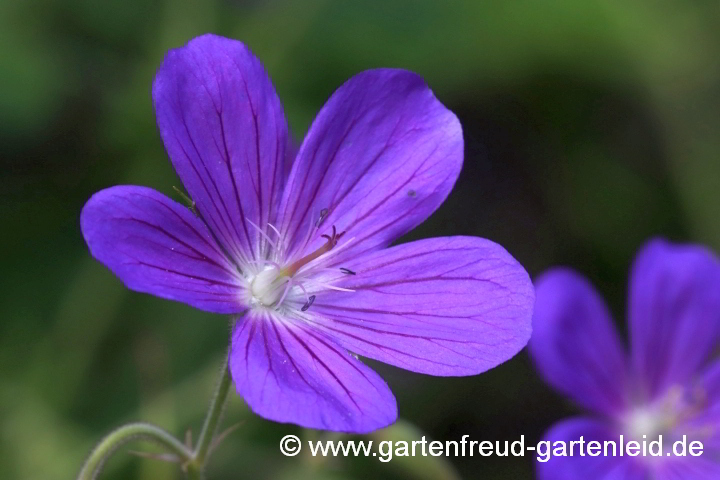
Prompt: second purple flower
<box><xmin>80</xmin><ymin>34</ymin><xmax>534</xmax><ymax>433</ymax></box>
<box><xmin>530</xmin><ymin>239</ymin><xmax>720</xmax><ymax>479</ymax></box>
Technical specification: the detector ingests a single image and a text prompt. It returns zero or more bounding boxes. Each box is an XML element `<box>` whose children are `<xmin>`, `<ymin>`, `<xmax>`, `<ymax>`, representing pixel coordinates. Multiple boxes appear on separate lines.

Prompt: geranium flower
<box><xmin>81</xmin><ymin>34</ymin><xmax>534</xmax><ymax>433</ymax></box>
<box><xmin>530</xmin><ymin>238</ymin><xmax>720</xmax><ymax>478</ymax></box>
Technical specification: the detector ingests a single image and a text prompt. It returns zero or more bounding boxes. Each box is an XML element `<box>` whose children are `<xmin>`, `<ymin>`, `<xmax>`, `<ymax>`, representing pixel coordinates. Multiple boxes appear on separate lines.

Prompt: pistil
<box><xmin>280</xmin><ymin>226</ymin><xmax>344</xmax><ymax>277</ymax></box>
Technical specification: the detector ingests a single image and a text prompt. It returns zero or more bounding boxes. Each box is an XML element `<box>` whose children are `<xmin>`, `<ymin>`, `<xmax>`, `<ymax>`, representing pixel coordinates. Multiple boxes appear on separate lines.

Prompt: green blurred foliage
<box><xmin>1</xmin><ymin>0</ymin><xmax>719</xmax><ymax>479</ymax></box>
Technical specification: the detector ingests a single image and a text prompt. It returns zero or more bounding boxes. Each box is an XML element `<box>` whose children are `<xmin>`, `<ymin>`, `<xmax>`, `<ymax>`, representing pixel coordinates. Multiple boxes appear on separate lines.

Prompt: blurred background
<box><xmin>2</xmin><ymin>0</ymin><xmax>719</xmax><ymax>479</ymax></box>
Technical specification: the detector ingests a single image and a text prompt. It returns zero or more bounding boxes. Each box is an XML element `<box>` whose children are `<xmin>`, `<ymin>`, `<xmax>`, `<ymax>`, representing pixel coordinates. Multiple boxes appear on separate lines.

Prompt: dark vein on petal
<box><xmin>171</xmin><ymin>78</ymin><xmax>242</xmax><ymax>260</ymax></box>
<box><xmin>244</xmin><ymin>320</ymin><xmax>257</xmax><ymax>372</ymax></box>
<box><xmin>270</xmin><ymin>320</ymin><xmax>324</xmax><ymax>398</ymax></box>
<box><xmin>281</xmin><ymin>323</ymin><xmax>362</xmax><ymax>412</ymax></box>
<box><xmin>121</xmin><ymin>259</ymin><xmax>240</xmax><ymax>288</ymax></box>
<box><xmin>306</xmin><ymin>318</ymin><xmax>467</xmax><ymax>369</ymax></box>
<box><xmin>260</xmin><ymin>321</ymin><xmax>277</xmax><ymax>402</ymax></box>
<box><xmin>133</xmin><ymin>191</ymin><xmax>226</xmax><ymax>258</ymax></box>
<box><xmin>117</xmin><ymin>216</ymin><xmax>236</xmax><ymax>276</ymax></box>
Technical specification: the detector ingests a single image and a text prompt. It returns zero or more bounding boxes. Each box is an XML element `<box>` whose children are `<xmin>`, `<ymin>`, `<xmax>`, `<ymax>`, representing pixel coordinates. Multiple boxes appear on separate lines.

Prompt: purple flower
<box><xmin>530</xmin><ymin>238</ymin><xmax>720</xmax><ymax>479</ymax></box>
<box><xmin>80</xmin><ymin>34</ymin><xmax>534</xmax><ymax>433</ymax></box>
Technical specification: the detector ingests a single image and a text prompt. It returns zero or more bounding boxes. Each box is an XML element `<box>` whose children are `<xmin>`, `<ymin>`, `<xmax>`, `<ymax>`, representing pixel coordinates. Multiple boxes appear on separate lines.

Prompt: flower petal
<box><xmin>229</xmin><ymin>311</ymin><xmax>397</xmax><ymax>433</ymax></box>
<box><xmin>683</xmin><ymin>361</ymin><xmax>720</xmax><ymax>453</ymax></box>
<box><xmin>629</xmin><ymin>238</ymin><xmax>720</xmax><ymax>400</ymax></box>
<box><xmin>655</xmin><ymin>458</ymin><xmax>720</xmax><ymax>480</ymax></box>
<box><xmin>80</xmin><ymin>186</ymin><xmax>244</xmax><ymax>313</ymax></box>
<box><xmin>308</xmin><ymin>237</ymin><xmax>533</xmax><ymax>376</ymax></box>
<box><xmin>528</xmin><ymin>268</ymin><xmax>629</xmax><ymax>417</ymax></box>
<box><xmin>152</xmin><ymin>34</ymin><xmax>289</xmax><ymax>265</ymax></box>
<box><xmin>536</xmin><ymin>417</ymin><xmax>647</xmax><ymax>480</ymax></box>
<box><xmin>277</xmin><ymin>69</ymin><xmax>462</xmax><ymax>265</ymax></box>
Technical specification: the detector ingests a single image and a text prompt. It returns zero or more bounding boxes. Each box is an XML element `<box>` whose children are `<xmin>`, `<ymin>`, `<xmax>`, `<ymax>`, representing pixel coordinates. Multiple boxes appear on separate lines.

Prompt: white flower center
<box><xmin>250</xmin><ymin>267</ymin><xmax>287</xmax><ymax>307</ymax></box>
<box><xmin>622</xmin><ymin>384</ymin><xmax>710</xmax><ymax>456</ymax></box>
<box><xmin>625</xmin><ymin>407</ymin><xmax>667</xmax><ymax>442</ymax></box>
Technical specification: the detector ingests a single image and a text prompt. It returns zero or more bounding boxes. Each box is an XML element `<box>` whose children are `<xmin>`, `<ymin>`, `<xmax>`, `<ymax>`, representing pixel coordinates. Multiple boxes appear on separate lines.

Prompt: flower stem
<box><xmin>77</xmin><ymin>422</ymin><xmax>192</xmax><ymax>480</ymax></box>
<box><xmin>190</xmin><ymin>358</ymin><xmax>232</xmax><ymax>470</ymax></box>
<box><xmin>77</xmin><ymin>355</ymin><xmax>232</xmax><ymax>480</ymax></box>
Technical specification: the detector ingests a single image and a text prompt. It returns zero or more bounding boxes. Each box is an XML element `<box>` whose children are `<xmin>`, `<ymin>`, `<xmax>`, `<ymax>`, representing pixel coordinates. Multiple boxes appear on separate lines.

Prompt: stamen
<box><xmin>340</xmin><ymin>267</ymin><xmax>356</xmax><ymax>275</ymax></box>
<box><xmin>301</xmin><ymin>295</ymin><xmax>316</xmax><ymax>312</ymax></box>
<box><xmin>275</xmin><ymin>277</ymin><xmax>294</xmax><ymax>306</ymax></box>
<box><xmin>296</xmin><ymin>281</ymin><xmax>311</xmax><ymax>305</ymax></box>
<box><xmin>245</xmin><ymin>259</ymin><xmax>282</xmax><ymax>270</ymax></box>
<box><xmin>294</xmin><ymin>207</ymin><xmax>322</xmax><ymax>257</ymax></box>
<box><xmin>247</xmin><ymin>219</ymin><xmax>278</xmax><ymax>249</ymax></box>
<box><xmin>267</xmin><ymin>223</ymin><xmax>281</xmax><ymax>238</ymax></box>
<box><xmin>316</xmin><ymin>208</ymin><xmax>329</xmax><ymax>227</ymax></box>
<box><xmin>172</xmin><ymin>186</ymin><xmax>197</xmax><ymax>215</ymax></box>
<box><xmin>301</xmin><ymin>277</ymin><xmax>355</xmax><ymax>293</ymax></box>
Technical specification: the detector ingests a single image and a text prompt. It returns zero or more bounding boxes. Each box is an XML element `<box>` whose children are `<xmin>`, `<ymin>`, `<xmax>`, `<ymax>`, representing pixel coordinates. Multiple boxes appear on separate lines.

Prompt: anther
<box><xmin>316</xmin><ymin>208</ymin><xmax>329</xmax><ymax>227</ymax></box>
<box><xmin>301</xmin><ymin>295</ymin><xmax>316</xmax><ymax>312</ymax></box>
<box><xmin>339</xmin><ymin>267</ymin><xmax>356</xmax><ymax>275</ymax></box>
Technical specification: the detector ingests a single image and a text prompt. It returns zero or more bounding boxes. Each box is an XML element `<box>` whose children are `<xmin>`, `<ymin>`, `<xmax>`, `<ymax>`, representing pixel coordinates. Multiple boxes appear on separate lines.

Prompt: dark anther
<box><xmin>316</xmin><ymin>208</ymin><xmax>329</xmax><ymax>227</ymax></box>
<box><xmin>340</xmin><ymin>267</ymin><xmax>356</xmax><ymax>275</ymax></box>
<box><xmin>301</xmin><ymin>295</ymin><xmax>316</xmax><ymax>312</ymax></box>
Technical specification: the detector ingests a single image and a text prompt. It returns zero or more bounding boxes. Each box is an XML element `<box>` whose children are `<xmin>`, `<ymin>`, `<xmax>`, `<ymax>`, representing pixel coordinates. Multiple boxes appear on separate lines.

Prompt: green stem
<box><xmin>77</xmin><ymin>355</ymin><xmax>232</xmax><ymax>480</ymax></box>
<box><xmin>185</xmin><ymin>463</ymin><xmax>204</xmax><ymax>480</ymax></box>
<box><xmin>77</xmin><ymin>422</ymin><xmax>192</xmax><ymax>480</ymax></box>
<box><xmin>186</xmin><ymin>357</ymin><xmax>232</xmax><ymax>477</ymax></box>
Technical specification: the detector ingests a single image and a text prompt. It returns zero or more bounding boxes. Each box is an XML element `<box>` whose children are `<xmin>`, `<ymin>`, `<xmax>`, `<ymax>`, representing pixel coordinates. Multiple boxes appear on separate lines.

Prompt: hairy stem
<box><xmin>77</xmin><ymin>354</ymin><xmax>232</xmax><ymax>480</ymax></box>
<box><xmin>77</xmin><ymin>422</ymin><xmax>192</xmax><ymax>480</ymax></box>
<box><xmin>189</xmin><ymin>358</ymin><xmax>232</xmax><ymax>475</ymax></box>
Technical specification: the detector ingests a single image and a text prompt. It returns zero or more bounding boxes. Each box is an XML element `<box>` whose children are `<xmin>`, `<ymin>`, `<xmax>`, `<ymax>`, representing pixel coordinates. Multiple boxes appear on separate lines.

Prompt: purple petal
<box><xmin>80</xmin><ymin>186</ymin><xmax>245</xmax><ymax>313</ymax></box>
<box><xmin>308</xmin><ymin>236</ymin><xmax>533</xmax><ymax>376</ymax></box>
<box><xmin>629</xmin><ymin>238</ymin><xmax>720</xmax><ymax>400</ymax></box>
<box><xmin>683</xmin><ymin>361</ymin><xmax>720</xmax><ymax>453</ymax></box>
<box><xmin>277</xmin><ymin>69</ymin><xmax>462</xmax><ymax>265</ymax></box>
<box><xmin>528</xmin><ymin>268</ymin><xmax>629</xmax><ymax>417</ymax></box>
<box><xmin>229</xmin><ymin>310</ymin><xmax>397</xmax><ymax>433</ymax></box>
<box><xmin>536</xmin><ymin>417</ymin><xmax>647</xmax><ymax>480</ymax></box>
<box><xmin>152</xmin><ymin>34</ymin><xmax>289</xmax><ymax>264</ymax></box>
<box><xmin>701</xmin><ymin>362</ymin><xmax>720</xmax><ymax>446</ymax></box>
<box><xmin>655</xmin><ymin>458</ymin><xmax>720</xmax><ymax>480</ymax></box>
<box><xmin>701</xmin><ymin>361</ymin><xmax>720</xmax><ymax>408</ymax></box>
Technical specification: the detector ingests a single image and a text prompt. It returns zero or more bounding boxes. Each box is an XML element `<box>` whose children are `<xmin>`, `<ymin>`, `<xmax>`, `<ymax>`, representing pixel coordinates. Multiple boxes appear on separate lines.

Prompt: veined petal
<box><xmin>536</xmin><ymin>417</ymin><xmax>647</xmax><ymax>480</ymax></box>
<box><xmin>528</xmin><ymin>268</ymin><xmax>629</xmax><ymax>417</ymax></box>
<box><xmin>309</xmin><ymin>237</ymin><xmax>533</xmax><ymax>376</ymax></box>
<box><xmin>152</xmin><ymin>34</ymin><xmax>289</xmax><ymax>265</ymax></box>
<box><xmin>278</xmin><ymin>69</ymin><xmax>462</xmax><ymax>265</ymax></box>
<box><xmin>229</xmin><ymin>311</ymin><xmax>397</xmax><ymax>433</ymax></box>
<box><xmin>80</xmin><ymin>186</ymin><xmax>245</xmax><ymax>313</ymax></box>
<box><xmin>629</xmin><ymin>238</ymin><xmax>720</xmax><ymax>400</ymax></box>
